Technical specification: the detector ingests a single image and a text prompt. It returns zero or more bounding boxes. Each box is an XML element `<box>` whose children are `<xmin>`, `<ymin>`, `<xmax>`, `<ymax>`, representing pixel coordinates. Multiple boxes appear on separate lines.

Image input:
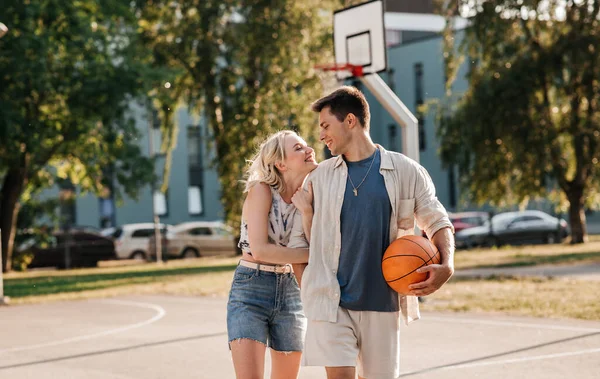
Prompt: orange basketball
<box><xmin>382</xmin><ymin>235</ymin><xmax>440</xmax><ymax>295</ymax></box>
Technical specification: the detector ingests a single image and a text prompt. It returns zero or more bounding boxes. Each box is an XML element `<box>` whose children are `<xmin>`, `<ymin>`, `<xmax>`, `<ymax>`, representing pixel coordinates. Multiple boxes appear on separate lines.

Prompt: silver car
<box><xmin>455</xmin><ymin>210</ymin><xmax>568</xmax><ymax>249</ymax></box>
<box><xmin>149</xmin><ymin>221</ymin><xmax>236</xmax><ymax>259</ymax></box>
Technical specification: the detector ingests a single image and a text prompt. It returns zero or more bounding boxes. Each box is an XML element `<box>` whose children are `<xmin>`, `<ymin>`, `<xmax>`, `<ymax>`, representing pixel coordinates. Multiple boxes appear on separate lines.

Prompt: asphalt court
<box><xmin>1</xmin><ymin>295</ymin><xmax>599</xmax><ymax>378</ymax></box>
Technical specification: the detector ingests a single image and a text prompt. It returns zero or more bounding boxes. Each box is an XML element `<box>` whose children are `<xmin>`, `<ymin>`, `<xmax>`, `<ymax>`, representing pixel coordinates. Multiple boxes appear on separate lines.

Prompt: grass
<box><xmin>454</xmin><ymin>235</ymin><xmax>600</xmax><ymax>269</ymax></box>
<box><xmin>3</xmin><ymin>237</ymin><xmax>600</xmax><ymax>320</ymax></box>
<box><xmin>3</xmin><ymin>256</ymin><xmax>240</xmax><ymax>304</ymax></box>
<box><xmin>421</xmin><ymin>275</ymin><xmax>600</xmax><ymax>321</ymax></box>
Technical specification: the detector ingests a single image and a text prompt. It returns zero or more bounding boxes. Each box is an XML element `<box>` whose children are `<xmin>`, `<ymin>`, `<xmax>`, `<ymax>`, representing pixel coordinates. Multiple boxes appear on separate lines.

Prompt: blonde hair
<box><xmin>243</xmin><ymin>130</ymin><xmax>298</xmax><ymax>193</ymax></box>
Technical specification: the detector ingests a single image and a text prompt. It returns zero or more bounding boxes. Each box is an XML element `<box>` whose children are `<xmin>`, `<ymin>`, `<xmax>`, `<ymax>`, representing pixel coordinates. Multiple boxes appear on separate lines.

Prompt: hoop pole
<box><xmin>359</xmin><ymin>74</ymin><xmax>420</xmax><ymax>163</ymax></box>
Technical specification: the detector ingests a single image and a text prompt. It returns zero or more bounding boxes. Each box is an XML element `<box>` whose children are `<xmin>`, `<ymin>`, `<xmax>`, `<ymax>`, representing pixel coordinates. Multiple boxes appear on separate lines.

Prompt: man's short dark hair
<box><xmin>311</xmin><ymin>86</ymin><xmax>370</xmax><ymax>129</ymax></box>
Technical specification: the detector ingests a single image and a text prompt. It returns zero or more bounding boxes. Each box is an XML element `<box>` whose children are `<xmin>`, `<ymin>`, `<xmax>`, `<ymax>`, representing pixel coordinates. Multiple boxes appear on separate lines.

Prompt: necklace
<box><xmin>347</xmin><ymin>151</ymin><xmax>377</xmax><ymax>196</ymax></box>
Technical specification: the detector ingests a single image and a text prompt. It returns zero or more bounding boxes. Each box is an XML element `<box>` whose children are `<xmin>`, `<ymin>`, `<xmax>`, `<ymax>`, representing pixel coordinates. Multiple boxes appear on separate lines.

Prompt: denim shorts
<box><xmin>227</xmin><ymin>265</ymin><xmax>306</xmax><ymax>352</ymax></box>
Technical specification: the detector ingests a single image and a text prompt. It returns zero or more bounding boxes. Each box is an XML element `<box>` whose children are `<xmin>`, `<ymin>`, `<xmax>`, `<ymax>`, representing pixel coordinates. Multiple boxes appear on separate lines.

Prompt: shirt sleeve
<box><xmin>414</xmin><ymin>165</ymin><xmax>454</xmax><ymax>238</ymax></box>
<box><xmin>288</xmin><ymin>211</ymin><xmax>309</xmax><ymax>248</ymax></box>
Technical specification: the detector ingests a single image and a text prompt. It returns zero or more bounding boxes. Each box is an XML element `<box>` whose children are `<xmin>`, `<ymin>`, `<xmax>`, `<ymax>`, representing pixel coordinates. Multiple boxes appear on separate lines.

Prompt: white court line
<box><xmin>398</xmin><ymin>314</ymin><xmax>600</xmax><ymax>374</ymax></box>
<box><xmin>0</xmin><ymin>299</ymin><xmax>166</xmax><ymax>355</ymax></box>
<box><xmin>441</xmin><ymin>347</ymin><xmax>600</xmax><ymax>371</ymax></box>
<box><xmin>424</xmin><ymin>315</ymin><xmax>600</xmax><ymax>333</ymax></box>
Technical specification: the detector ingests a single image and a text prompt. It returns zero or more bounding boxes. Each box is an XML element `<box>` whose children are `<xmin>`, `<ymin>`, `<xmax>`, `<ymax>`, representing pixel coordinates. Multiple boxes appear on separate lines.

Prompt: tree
<box><xmin>135</xmin><ymin>0</ymin><xmax>336</xmax><ymax>231</ymax></box>
<box><xmin>0</xmin><ymin>1</ymin><xmax>163</xmax><ymax>271</ymax></box>
<box><xmin>438</xmin><ymin>0</ymin><xmax>600</xmax><ymax>243</ymax></box>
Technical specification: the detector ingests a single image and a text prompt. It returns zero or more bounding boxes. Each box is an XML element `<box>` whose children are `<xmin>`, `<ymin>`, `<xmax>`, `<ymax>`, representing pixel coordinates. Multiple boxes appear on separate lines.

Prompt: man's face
<box><xmin>318</xmin><ymin>107</ymin><xmax>350</xmax><ymax>156</ymax></box>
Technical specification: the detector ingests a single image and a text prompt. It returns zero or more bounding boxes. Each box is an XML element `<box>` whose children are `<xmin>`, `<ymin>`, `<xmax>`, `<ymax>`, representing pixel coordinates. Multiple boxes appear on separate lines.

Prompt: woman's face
<box><xmin>281</xmin><ymin>134</ymin><xmax>318</xmax><ymax>176</ymax></box>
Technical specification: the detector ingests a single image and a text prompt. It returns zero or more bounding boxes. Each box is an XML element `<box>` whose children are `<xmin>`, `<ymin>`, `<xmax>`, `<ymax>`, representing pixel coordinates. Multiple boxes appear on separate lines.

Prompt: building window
<box><xmin>388</xmin><ymin>124</ymin><xmax>398</xmax><ymax>152</ymax></box>
<box><xmin>387</xmin><ymin>68</ymin><xmax>396</xmax><ymax>92</ymax></box>
<box><xmin>414</xmin><ymin>62</ymin><xmax>426</xmax><ymax>151</ymax></box>
<box><xmin>188</xmin><ymin>126</ymin><xmax>204</xmax><ymax>215</ymax></box>
<box><xmin>153</xmin><ymin>191</ymin><xmax>168</xmax><ymax>217</ymax></box>
<box><xmin>188</xmin><ymin>186</ymin><xmax>203</xmax><ymax>215</ymax></box>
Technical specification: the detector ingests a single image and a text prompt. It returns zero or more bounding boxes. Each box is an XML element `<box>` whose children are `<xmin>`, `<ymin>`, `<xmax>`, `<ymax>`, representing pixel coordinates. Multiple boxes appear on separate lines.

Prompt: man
<box><xmin>288</xmin><ymin>86</ymin><xmax>455</xmax><ymax>379</ymax></box>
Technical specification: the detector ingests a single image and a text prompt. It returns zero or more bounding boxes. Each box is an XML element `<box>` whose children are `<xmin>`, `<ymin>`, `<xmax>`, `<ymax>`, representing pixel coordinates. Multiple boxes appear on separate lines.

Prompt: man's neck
<box><xmin>342</xmin><ymin>137</ymin><xmax>377</xmax><ymax>162</ymax></box>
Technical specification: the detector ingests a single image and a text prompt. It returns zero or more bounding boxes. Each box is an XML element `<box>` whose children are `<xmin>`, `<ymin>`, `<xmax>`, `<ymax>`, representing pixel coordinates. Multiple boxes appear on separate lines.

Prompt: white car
<box><xmin>102</xmin><ymin>223</ymin><xmax>172</xmax><ymax>260</ymax></box>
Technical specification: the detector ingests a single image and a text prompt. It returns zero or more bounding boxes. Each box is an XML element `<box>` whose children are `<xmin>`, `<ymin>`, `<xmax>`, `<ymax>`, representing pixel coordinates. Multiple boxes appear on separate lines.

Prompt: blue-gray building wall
<box><xmin>71</xmin><ymin>32</ymin><xmax>600</xmax><ymax>233</ymax></box>
<box><xmin>75</xmin><ymin>103</ymin><xmax>225</xmax><ymax>228</ymax></box>
<box><xmin>363</xmin><ymin>34</ymin><xmax>460</xmax><ymax>211</ymax></box>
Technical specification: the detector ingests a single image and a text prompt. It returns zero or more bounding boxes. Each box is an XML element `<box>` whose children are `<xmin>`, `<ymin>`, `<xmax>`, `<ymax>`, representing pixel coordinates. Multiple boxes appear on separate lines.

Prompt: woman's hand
<box><xmin>292</xmin><ymin>181</ymin><xmax>313</xmax><ymax>216</ymax></box>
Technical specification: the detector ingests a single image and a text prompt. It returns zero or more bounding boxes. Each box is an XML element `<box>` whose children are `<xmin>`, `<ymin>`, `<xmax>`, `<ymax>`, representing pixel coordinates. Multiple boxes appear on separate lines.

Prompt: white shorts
<box><xmin>302</xmin><ymin>306</ymin><xmax>400</xmax><ymax>379</ymax></box>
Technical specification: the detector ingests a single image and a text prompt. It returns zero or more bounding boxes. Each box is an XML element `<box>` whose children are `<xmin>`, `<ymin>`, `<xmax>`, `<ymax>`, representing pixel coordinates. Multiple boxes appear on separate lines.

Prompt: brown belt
<box><xmin>238</xmin><ymin>259</ymin><xmax>293</xmax><ymax>274</ymax></box>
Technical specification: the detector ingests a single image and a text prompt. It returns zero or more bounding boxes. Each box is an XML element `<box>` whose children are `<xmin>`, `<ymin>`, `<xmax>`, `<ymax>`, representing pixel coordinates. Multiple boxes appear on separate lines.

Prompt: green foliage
<box><xmin>11</xmin><ymin>251</ymin><xmax>34</xmax><ymax>272</ymax></box>
<box><xmin>0</xmin><ymin>0</ymin><xmax>168</xmax><ymax>270</ymax></box>
<box><xmin>136</xmin><ymin>0</ymin><xmax>335</xmax><ymax>231</ymax></box>
<box><xmin>439</xmin><ymin>1</ymin><xmax>600</xmax><ymax>241</ymax></box>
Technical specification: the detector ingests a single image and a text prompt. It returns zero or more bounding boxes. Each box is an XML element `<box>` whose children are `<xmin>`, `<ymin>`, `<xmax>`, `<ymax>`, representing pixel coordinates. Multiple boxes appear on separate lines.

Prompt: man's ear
<box><xmin>346</xmin><ymin>113</ymin><xmax>357</xmax><ymax>129</ymax></box>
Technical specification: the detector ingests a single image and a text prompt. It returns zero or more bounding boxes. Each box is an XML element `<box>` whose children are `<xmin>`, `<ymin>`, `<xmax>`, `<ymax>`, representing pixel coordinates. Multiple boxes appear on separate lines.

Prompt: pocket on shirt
<box><xmin>397</xmin><ymin>198</ymin><xmax>416</xmax><ymax>231</ymax></box>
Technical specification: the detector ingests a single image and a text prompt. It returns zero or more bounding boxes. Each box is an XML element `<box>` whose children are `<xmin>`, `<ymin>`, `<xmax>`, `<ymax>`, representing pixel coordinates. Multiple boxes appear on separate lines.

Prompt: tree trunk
<box><xmin>0</xmin><ymin>168</ymin><xmax>27</xmax><ymax>273</ymax></box>
<box><xmin>566</xmin><ymin>186</ymin><xmax>587</xmax><ymax>244</ymax></box>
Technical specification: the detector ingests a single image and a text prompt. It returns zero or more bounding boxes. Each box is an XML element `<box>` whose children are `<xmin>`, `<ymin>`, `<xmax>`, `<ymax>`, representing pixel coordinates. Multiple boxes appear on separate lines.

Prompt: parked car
<box><xmin>422</xmin><ymin>211</ymin><xmax>489</xmax><ymax>237</ymax></box>
<box><xmin>449</xmin><ymin>212</ymin><xmax>489</xmax><ymax>233</ymax></box>
<box><xmin>101</xmin><ymin>223</ymin><xmax>172</xmax><ymax>260</ymax></box>
<box><xmin>18</xmin><ymin>230</ymin><xmax>116</xmax><ymax>269</ymax></box>
<box><xmin>455</xmin><ymin>210</ymin><xmax>568</xmax><ymax>249</ymax></box>
<box><xmin>148</xmin><ymin>221</ymin><xmax>236</xmax><ymax>260</ymax></box>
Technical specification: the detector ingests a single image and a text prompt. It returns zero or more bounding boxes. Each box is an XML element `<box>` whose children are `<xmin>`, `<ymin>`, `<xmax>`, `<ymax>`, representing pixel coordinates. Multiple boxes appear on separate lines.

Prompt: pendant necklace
<box><xmin>347</xmin><ymin>151</ymin><xmax>376</xmax><ymax>196</ymax></box>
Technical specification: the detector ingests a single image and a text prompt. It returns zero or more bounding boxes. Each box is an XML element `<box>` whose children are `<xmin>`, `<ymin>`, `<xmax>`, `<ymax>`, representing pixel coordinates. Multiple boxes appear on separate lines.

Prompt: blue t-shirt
<box><xmin>337</xmin><ymin>149</ymin><xmax>399</xmax><ymax>312</ymax></box>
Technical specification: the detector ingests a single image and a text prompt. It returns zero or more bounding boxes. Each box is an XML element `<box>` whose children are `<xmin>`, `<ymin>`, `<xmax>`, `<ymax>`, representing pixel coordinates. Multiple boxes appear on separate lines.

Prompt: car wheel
<box><xmin>545</xmin><ymin>233</ymin><xmax>557</xmax><ymax>244</ymax></box>
<box><xmin>181</xmin><ymin>247</ymin><xmax>199</xmax><ymax>259</ymax></box>
<box><xmin>130</xmin><ymin>251</ymin><xmax>147</xmax><ymax>261</ymax></box>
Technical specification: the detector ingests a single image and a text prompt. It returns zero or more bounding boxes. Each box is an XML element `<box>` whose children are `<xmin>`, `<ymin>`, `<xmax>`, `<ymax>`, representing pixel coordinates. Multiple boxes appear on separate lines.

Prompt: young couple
<box><xmin>227</xmin><ymin>86</ymin><xmax>455</xmax><ymax>379</ymax></box>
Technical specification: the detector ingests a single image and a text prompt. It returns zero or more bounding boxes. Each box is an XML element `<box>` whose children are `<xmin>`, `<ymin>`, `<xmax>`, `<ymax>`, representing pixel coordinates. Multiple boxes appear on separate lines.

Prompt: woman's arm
<box><xmin>245</xmin><ymin>183</ymin><xmax>309</xmax><ymax>264</ymax></box>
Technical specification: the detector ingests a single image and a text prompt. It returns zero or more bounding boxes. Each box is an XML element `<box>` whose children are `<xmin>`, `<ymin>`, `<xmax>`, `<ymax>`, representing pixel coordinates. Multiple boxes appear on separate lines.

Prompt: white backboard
<box><xmin>334</xmin><ymin>0</ymin><xmax>387</xmax><ymax>80</ymax></box>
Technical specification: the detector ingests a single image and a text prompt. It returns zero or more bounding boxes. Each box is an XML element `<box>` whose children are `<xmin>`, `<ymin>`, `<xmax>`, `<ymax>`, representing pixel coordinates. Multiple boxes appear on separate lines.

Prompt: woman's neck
<box><xmin>280</xmin><ymin>175</ymin><xmax>305</xmax><ymax>203</ymax></box>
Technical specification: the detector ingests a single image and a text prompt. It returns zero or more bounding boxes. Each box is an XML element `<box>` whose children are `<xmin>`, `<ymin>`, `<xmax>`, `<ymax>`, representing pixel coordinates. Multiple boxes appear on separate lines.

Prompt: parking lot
<box><xmin>1</xmin><ymin>295</ymin><xmax>599</xmax><ymax>378</ymax></box>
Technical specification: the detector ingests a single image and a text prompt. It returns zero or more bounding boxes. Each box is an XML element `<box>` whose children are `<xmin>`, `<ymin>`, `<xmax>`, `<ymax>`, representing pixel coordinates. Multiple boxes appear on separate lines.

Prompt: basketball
<box><xmin>382</xmin><ymin>235</ymin><xmax>440</xmax><ymax>295</ymax></box>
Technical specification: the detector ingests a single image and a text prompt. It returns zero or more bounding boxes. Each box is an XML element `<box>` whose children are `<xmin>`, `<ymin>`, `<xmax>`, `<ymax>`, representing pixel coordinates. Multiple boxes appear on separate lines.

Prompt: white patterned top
<box><xmin>238</xmin><ymin>186</ymin><xmax>299</xmax><ymax>256</ymax></box>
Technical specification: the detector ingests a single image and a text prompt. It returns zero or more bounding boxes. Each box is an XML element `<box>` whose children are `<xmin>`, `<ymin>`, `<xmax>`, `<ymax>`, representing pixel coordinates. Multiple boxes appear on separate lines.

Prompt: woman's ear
<box><xmin>275</xmin><ymin>161</ymin><xmax>287</xmax><ymax>172</ymax></box>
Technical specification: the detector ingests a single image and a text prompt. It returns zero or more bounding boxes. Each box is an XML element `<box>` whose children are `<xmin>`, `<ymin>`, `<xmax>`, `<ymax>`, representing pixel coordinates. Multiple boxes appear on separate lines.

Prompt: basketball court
<box><xmin>0</xmin><ymin>295</ymin><xmax>599</xmax><ymax>378</ymax></box>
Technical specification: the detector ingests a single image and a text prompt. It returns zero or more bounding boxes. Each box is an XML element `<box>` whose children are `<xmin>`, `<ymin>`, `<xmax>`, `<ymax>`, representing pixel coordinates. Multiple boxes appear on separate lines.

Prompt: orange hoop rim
<box><xmin>314</xmin><ymin>63</ymin><xmax>364</xmax><ymax>77</ymax></box>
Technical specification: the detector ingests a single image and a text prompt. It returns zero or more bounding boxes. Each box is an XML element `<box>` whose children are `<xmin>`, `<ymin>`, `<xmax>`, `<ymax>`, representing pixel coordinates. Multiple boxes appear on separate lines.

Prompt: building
<box><xmin>72</xmin><ymin>103</ymin><xmax>226</xmax><ymax>228</ymax></box>
<box><xmin>64</xmin><ymin>1</ymin><xmax>599</xmax><ymax>233</ymax></box>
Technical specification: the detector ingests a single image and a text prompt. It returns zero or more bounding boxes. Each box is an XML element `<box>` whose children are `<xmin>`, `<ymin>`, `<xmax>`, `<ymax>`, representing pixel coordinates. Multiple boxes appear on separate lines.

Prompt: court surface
<box><xmin>1</xmin><ymin>295</ymin><xmax>599</xmax><ymax>378</ymax></box>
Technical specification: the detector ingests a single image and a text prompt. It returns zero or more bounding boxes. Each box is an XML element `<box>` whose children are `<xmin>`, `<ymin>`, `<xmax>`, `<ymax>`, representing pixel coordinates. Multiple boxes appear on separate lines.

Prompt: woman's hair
<box><xmin>243</xmin><ymin>130</ymin><xmax>297</xmax><ymax>193</ymax></box>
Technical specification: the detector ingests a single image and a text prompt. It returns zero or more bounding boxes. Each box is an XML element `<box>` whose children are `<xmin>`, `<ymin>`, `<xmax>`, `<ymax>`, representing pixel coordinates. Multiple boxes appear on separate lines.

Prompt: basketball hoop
<box><xmin>314</xmin><ymin>63</ymin><xmax>364</xmax><ymax>77</ymax></box>
<box><xmin>314</xmin><ymin>63</ymin><xmax>364</xmax><ymax>95</ymax></box>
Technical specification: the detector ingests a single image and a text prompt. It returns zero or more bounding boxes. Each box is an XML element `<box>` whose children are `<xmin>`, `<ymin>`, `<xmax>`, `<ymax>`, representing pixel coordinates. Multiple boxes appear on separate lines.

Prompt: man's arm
<box><xmin>291</xmin><ymin>181</ymin><xmax>314</xmax><ymax>242</ymax></box>
<box><xmin>409</xmin><ymin>165</ymin><xmax>455</xmax><ymax>296</ymax></box>
<box><xmin>408</xmin><ymin>227</ymin><xmax>454</xmax><ymax>296</ymax></box>
<box><xmin>288</xmin><ymin>211</ymin><xmax>309</xmax><ymax>287</ymax></box>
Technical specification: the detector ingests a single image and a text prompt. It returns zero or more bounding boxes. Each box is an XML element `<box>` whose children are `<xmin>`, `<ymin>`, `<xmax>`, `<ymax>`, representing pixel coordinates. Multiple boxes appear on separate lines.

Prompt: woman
<box><xmin>227</xmin><ymin>130</ymin><xmax>318</xmax><ymax>379</ymax></box>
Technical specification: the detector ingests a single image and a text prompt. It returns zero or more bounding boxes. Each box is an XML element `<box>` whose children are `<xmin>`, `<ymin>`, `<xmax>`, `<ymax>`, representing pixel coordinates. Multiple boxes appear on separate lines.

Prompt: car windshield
<box><xmin>104</xmin><ymin>227</ymin><xmax>123</xmax><ymax>239</ymax></box>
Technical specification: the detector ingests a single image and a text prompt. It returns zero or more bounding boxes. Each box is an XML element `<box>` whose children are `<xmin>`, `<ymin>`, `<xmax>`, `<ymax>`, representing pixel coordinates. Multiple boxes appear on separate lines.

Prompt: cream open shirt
<box><xmin>288</xmin><ymin>145</ymin><xmax>454</xmax><ymax>325</ymax></box>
